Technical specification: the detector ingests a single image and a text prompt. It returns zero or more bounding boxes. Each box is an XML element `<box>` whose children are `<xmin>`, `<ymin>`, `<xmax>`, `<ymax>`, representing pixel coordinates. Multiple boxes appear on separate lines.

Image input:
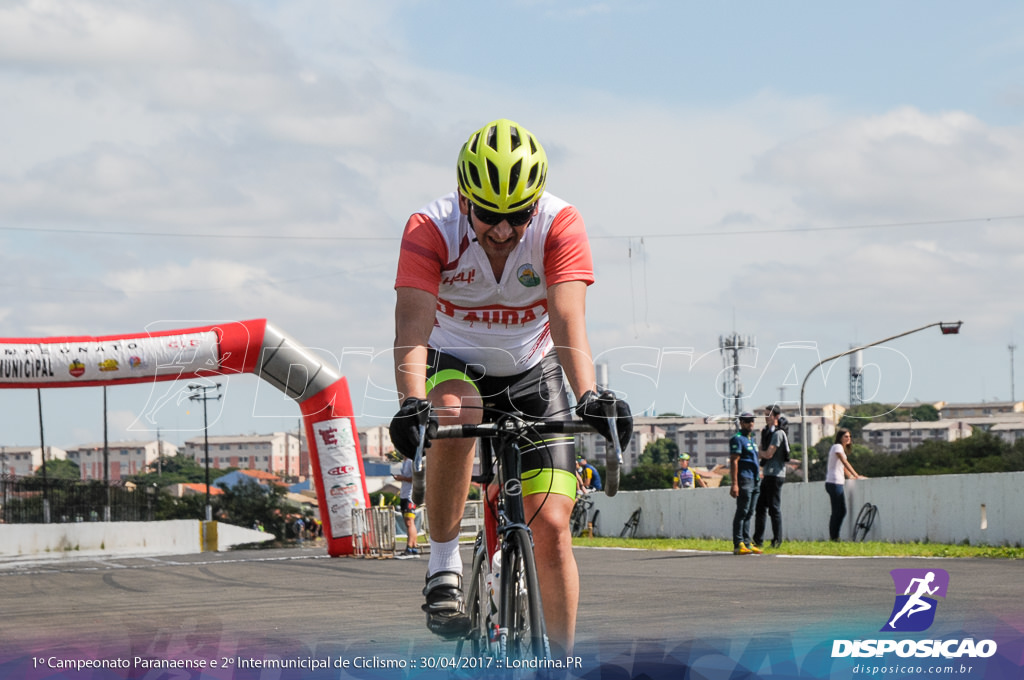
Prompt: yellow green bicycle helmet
<box><xmin>457</xmin><ymin>119</ymin><xmax>548</xmax><ymax>212</ymax></box>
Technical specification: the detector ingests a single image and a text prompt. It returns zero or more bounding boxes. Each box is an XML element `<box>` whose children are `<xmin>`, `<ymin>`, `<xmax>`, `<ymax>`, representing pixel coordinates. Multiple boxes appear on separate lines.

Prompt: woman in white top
<box><xmin>825</xmin><ymin>428</ymin><xmax>866</xmax><ymax>540</ymax></box>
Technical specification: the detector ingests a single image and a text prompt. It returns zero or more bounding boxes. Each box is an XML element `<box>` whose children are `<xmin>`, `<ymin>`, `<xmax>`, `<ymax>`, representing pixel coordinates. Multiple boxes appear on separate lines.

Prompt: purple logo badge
<box><xmin>881</xmin><ymin>568</ymin><xmax>949</xmax><ymax>632</ymax></box>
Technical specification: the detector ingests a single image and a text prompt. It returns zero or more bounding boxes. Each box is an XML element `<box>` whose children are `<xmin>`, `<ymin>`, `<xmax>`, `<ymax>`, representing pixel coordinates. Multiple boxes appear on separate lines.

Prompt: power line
<box><xmin>1</xmin><ymin>213</ymin><xmax>1021</xmax><ymax>242</ymax></box>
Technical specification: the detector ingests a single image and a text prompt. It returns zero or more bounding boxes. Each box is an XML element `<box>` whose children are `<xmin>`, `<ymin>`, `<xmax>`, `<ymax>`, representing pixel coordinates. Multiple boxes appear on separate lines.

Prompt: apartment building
<box><xmin>939</xmin><ymin>401</ymin><xmax>1024</xmax><ymax>418</ymax></box>
<box><xmin>0</xmin><ymin>446</ymin><xmax>67</xmax><ymax>478</ymax></box>
<box><xmin>183</xmin><ymin>432</ymin><xmax>302</xmax><ymax>477</ymax></box>
<box><xmin>67</xmin><ymin>440</ymin><xmax>177</xmax><ymax>481</ymax></box>
<box><xmin>359</xmin><ymin>424</ymin><xmax>393</xmax><ymax>460</ymax></box>
<box><xmin>861</xmin><ymin>419</ymin><xmax>972</xmax><ymax>452</ymax></box>
<box><xmin>990</xmin><ymin>422</ymin><xmax>1024</xmax><ymax>446</ymax></box>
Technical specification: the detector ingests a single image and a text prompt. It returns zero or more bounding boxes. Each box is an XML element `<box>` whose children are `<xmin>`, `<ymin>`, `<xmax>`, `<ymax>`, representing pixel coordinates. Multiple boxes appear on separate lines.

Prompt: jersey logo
<box><xmin>517</xmin><ymin>264</ymin><xmax>540</xmax><ymax>287</ymax></box>
<box><xmin>442</xmin><ymin>269</ymin><xmax>476</xmax><ymax>286</ymax></box>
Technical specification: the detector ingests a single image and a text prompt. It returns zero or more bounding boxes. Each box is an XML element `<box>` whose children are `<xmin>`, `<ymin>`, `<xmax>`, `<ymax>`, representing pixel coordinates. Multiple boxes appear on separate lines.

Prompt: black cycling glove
<box><xmin>389</xmin><ymin>397</ymin><xmax>438</xmax><ymax>460</ymax></box>
<box><xmin>575</xmin><ymin>389</ymin><xmax>633</xmax><ymax>450</ymax></box>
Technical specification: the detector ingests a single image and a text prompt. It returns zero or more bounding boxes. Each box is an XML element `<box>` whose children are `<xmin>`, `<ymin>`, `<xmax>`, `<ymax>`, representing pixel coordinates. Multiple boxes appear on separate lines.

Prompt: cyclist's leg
<box><xmin>421</xmin><ymin>350</ymin><xmax>483</xmax><ymax>637</ymax></box>
<box><xmin>506</xmin><ymin>355</ymin><xmax>578</xmax><ymax>656</ymax></box>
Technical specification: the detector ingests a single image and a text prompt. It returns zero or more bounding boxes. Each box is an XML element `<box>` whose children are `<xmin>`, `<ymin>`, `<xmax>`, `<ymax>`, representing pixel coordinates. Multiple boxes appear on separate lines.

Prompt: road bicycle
<box><xmin>570</xmin><ymin>491</ymin><xmax>600</xmax><ymax>537</ymax></box>
<box><xmin>852</xmin><ymin>501</ymin><xmax>878</xmax><ymax>542</ymax></box>
<box><xmin>410</xmin><ymin>412</ymin><xmax>622</xmax><ymax>661</ymax></box>
<box><xmin>620</xmin><ymin>507</ymin><xmax>642</xmax><ymax>539</ymax></box>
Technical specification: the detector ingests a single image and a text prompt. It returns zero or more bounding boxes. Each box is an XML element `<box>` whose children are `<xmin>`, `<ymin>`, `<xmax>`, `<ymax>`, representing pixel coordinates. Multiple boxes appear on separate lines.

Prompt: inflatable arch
<box><xmin>0</xmin><ymin>319</ymin><xmax>369</xmax><ymax>556</ymax></box>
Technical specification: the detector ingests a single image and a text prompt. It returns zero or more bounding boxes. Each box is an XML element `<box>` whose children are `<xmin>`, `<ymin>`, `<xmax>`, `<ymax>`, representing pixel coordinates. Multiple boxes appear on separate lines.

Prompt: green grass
<box><xmin>572</xmin><ymin>536</ymin><xmax>1024</xmax><ymax>559</ymax></box>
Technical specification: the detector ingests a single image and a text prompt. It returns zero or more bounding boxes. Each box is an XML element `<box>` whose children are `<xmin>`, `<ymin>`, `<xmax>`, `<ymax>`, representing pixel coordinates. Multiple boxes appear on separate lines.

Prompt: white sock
<box><xmin>426</xmin><ymin>536</ymin><xmax>462</xmax><ymax>577</ymax></box>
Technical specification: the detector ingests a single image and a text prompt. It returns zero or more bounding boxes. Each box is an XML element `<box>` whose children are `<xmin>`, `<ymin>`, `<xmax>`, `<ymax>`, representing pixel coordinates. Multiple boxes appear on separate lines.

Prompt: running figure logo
<box><xmin>881</xmin><ymin>568</ymin><xmax>950</xmax><ymax>632</ymax></box>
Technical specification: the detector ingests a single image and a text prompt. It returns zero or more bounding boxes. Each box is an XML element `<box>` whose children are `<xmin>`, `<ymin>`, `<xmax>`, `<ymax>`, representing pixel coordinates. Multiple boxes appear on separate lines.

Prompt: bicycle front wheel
<box><xmin>456</xmin><ymin>532</ymin><xmax>492</xmax><ymax>658</ymax></box>
<box><xmin>499</xmin><ymin>527</ymin><xmax>549</xmax><ymax>661</ymax></box>
<box><xmin>569</xmin><ymin>502</ymin><xmax>586</xmax><ymax>537</ymax></box>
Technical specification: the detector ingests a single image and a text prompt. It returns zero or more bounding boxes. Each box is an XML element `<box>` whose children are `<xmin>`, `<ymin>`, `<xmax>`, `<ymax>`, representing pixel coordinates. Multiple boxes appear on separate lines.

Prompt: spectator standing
<box><xmin>754</xmin><ymin>406</ymin><xmax>789</xmax><ymax>549</ymax></box>
<box><xmin>392</xmin><ymin>457</ymin><xmax>421</xmax><ymax>557</ymax></box>
<box><xmin>825</xmin><ymin>428</ymin><xmax>866</xmax><ymax>541</ymax></box>
<box><xmin>729</xmin><ymin>412</ymin><xmax>762</xmax><ymax>555</ymax></box>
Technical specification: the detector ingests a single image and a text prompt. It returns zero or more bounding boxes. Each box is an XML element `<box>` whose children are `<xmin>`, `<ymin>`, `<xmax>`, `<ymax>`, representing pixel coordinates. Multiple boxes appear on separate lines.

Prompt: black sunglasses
<box><xmin>472</xmin><ymin>203</ymin><xmax>534</xmax><ymax>227</ymax></box>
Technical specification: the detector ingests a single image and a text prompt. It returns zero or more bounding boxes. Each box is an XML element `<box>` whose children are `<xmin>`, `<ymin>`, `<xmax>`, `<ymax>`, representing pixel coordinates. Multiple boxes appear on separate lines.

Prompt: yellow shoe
<box><xmin>734</xmin><ymin>544</ymin><xmax>753</xmax><ymax>555</ymax></box>
<box><xmin>749</xmin><ymin>544</ymin><xmax>763</xmax><ymax>554</ymax></box>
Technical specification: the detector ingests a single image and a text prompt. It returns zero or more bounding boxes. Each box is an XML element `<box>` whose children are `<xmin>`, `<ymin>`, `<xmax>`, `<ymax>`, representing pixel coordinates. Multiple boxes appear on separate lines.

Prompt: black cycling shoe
<box><xmin>422</xmin><ymin>571</ymin><xmax>472</xmax><ymax>640</ymax></box>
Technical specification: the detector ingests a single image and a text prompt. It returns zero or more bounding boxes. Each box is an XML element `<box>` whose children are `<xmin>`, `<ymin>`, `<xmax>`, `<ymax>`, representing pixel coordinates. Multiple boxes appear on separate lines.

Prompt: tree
<box><xmin>620</xmin><ymin>438</ymin><xmax>679</xmax><ymax>490</ymax></box>
<box><xmin>621</xmin><ymin>461</ymin><xmax>675</xmax><ymax>490</ymax></box>
<box><xmin>214</xmin><ymin>478</ymin><xmax>289</xmax><ymax>538</ymax></box>
<box><xmin>34</xmin><ymin>458</ymin><xmax>80</xmax><ymax>480</ymax></box>
<box><xmin>838</xmin><ymin>402</ymin><xmax>899</xmax><ymax>440</ymax></box>
<box><xmin>639</xmin><ymin>438</ymin><xmax>678</xmax><ymax>465</ymax></box>
<box><xmin>910</xmin><ymin>404</ymin><xmax>940</xmax><ymax>421</ymax></box>
<box><xmin>126</xmin><ymin>454</ymin><xmax>230</xmax><ymax>487</ymax></box>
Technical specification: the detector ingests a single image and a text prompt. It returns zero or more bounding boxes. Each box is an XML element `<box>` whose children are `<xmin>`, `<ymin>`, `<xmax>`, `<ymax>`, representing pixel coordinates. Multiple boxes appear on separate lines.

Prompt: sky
<box><xmin>1</xmin><ymin>0</ymin><xmax>1023</xmax><ymax>450</ymax></box>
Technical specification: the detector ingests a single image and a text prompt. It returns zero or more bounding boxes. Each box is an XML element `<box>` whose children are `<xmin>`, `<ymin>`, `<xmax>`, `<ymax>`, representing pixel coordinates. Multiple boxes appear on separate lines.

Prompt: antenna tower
<box><xmin>719</xmin><ymin>332</ymin><xmax>756</xmax><ymax>421</ymax></box>
<box><xmin>849</xmin><ymin>347</ymin><xmax>865</xmax><ymax>406</ymax></box>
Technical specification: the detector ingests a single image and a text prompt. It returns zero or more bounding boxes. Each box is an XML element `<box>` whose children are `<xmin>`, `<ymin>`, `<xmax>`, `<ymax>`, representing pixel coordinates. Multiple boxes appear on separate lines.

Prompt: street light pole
<box><xmin>188</xmin><ymin>382</ymin><xmax>222</xmax><ymax>521</ymax></box>
<box><xmin>799</xmin><ymin>321</ymin><xmax>963</xmax><ymax>482</ymax></box>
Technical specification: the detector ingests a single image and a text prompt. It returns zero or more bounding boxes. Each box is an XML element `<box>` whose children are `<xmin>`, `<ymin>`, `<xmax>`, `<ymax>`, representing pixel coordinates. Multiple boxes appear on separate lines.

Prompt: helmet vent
<box><xmin>529</xmin><ymin>136</ymin><xmax>538</xmax><ymax>154</ymax></box>
<box><xmin>485</xmin><ymin>125</ymin><xmax>499</xmax><ymax>151</ymax></box>
<box><xmin>509</xmin><ymin>159</ymin><xmax>522</xmax><ymax>193</ymax></box>
<box><xmin>468</xmin><ymin>163</ymin><xmax>482</xmax><ymax>189</ymax></box>
<box><xmin>527</xmin><ymin>163</ymin><xmax>539</xmax><ymax>188</ymax></box>
<box><xmin>509</xmin><ymin>126</ymin><xmax>522</xmax><ymax>151</ymax></box>
<box><xmin>469</xmin><ymin>133</ymin><xmax>480</xmax><ymax>154</ymax></box>
<box><xmin>486</xmin><ymin>159</ymin><xmax>500</xmax><ymax>193</ymax></box>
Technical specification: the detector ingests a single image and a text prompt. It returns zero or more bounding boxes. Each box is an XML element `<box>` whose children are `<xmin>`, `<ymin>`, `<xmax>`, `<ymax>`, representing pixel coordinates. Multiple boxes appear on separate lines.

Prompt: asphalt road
<box><xmin>1</xmin><ymin>545</ymin><xmax>1020</xmax><ymax>677</ymax></box>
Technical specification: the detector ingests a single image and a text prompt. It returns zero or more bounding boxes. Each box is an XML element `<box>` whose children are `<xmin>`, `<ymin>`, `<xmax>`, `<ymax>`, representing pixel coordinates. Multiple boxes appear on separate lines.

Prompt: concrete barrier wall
<box><xmin>589</xmin><ymin>471</ymin><xmax>1024</xmax><ymax>546</ymax></box>
<box><xmin>0</xmin><ymin>520</ymin><xmax>272</xmax><ymax>561</ymax></box>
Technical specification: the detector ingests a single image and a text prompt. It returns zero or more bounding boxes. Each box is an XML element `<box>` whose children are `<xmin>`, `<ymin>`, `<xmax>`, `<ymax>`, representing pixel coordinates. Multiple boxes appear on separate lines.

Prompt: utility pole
<box><xmin>37</xmin><ymin>389</ymin><xmax>50</xmax><ymax>523</ymax></box>
<box><xmin>188</xmin><ymin>382</ymin><xmax>222</xmax><ymax>522</ymax></box>
<box><xmin>103</xmin><ymin>386</ymin><xmax>111</xmax><ymax>521</ymax></box>
<box><xmin>1010</xmin><ymin>340</ymin><xmax>1017</xmax><ymax>404</ymax></box>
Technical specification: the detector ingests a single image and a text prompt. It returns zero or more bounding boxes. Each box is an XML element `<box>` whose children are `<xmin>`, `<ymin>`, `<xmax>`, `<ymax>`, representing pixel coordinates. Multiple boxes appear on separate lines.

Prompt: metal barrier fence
<box><xmin>349</xmin><ymin>500</ymin><xmax>484</xmax><ymax>558</ymax></box>
<box><xmin>351</xmin><ymin>506</ymin><xmax>397</xmax><ymax>558</ymax></box>
<box><xmin>0</xmin><ymin>475</ymin><xmax>154</xmax><ymax>524</ymax></box>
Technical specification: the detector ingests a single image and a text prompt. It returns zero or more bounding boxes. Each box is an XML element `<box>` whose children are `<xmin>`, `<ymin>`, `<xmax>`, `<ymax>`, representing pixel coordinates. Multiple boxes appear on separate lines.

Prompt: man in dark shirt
<box><xmin>729</xmin><ymin>412</ymin><xmax>762</xmax><ymax>555</ymax></box>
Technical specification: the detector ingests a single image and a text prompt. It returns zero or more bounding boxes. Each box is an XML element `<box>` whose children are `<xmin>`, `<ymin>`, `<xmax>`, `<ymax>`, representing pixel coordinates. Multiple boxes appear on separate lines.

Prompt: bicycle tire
<box><xmin>455</xmin><ymin>532</ymin><xmax>491</xmax><ymax>658</ymax></box>
<box><xmin>500</xmin><ymin>527</ymin><xmax>549</xmax><ymax>661</ymax></box>
<box><xmin>620</xmin><ymin>508</ymin><xmax>641</xmax><ymax>539</ymax></box>
<box><xmin>604</xmin><ymin>460</ymin><xmax>620</xmax><ymax>497</ymax></box>
<box><xmin>853</xmin><ymin>502</ymin><xmax>877</xmax><ymax>542</ymax></box>
<box><xmin>589</xmin><ymin>509</ymin><xmax>600</xmax><ymax>536</ymax></box>
<box><xmin>570</xmin><ymin>503</ymin><xmax>587</xmax><ymax>537</ymax></box>
<box><xmin>411</xmin><ymin>467</ymin><xmax>425</xmax><ymax>505</ymax></box>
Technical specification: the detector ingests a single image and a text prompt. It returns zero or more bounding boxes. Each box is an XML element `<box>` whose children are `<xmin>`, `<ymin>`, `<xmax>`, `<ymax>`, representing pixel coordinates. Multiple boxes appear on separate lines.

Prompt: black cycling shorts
<box><xmin>424</xmin><ymin>348</ymin><xmax>577</xmax><ymax>498</ymax></box>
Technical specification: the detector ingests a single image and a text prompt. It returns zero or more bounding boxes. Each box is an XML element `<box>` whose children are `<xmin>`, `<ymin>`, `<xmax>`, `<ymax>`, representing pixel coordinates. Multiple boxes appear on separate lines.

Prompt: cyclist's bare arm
<box><xmin>547</xmin><ymin>281</ymin><xmax>598</xmax><ymax>399</ymax></box>
<box><xmin>394</xmin><ymin>286</ymin><xmax>437</xmax><ymax>402</ymax></box>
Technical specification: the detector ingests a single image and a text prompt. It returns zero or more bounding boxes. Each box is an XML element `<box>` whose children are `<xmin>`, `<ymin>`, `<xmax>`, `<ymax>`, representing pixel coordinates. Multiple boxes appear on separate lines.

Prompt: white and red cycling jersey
<box><xmin>395</xmin><ymin>191</ymin><xmax>594</xmax><ymax>377</ymax></box>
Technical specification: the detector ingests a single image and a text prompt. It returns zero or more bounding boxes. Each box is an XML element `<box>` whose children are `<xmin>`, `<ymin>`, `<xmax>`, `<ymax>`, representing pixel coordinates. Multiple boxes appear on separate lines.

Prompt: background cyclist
<box><xmin>576</xmin><ymin>456</ymin><xmax>603</xmax><ymax>493</ymax></box>
<box><xmin>389</xmin><ymin>119</ymin><xmax>632</xmax><ymax>655</ymax></box>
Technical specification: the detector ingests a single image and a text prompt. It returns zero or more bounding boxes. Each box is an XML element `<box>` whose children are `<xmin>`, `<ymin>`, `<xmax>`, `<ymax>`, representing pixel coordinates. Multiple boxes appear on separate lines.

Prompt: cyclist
<box><xmin>576</xmin><ymin>456</ymin><xmax>602</xmax><ymax>492</ymax></box>
<box><xmin>673</xmin><ymin>452</ymin><xmax>707</xmax><ymax>489</ymax></box>
<box><xmin>390</xmin><ymin>118</ymin><xmax>632</xmax><ymax>655</ymax></box>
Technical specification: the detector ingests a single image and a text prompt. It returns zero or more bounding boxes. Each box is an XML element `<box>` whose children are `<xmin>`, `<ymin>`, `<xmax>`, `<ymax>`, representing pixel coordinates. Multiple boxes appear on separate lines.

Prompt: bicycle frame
<box><xmin>439</xmin><ymin>416</ymin><xmax>598</xmax><ymax>660</ymax></box>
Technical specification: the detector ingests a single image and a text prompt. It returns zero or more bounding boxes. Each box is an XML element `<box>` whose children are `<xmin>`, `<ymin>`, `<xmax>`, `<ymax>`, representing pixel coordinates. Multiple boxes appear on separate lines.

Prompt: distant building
<box><xmin>990</xmin><ymin>421</ymin><xmax>1024</xmax><ymax>446</ymax></box>
<box><xmin>0</xmin><ymin>446</ymin><xmax>67</xmax><ymax>478</ymax></box>
<box><xmin>213</xmin><ymin>469</ymin><xmax>289</xmax><ymax>491</ymax></box>
<box><xmin>939</xmin><ymin>401</ymin><xmax>1024</xmax><ymax>418</ymax></box>
<box><xmin>67</xmin><ymin>440</ymin><xmax>176</xmax><ymax>481</ymax></box>
<box><xmin>862</xmin><ymin>420</ymin><xmax>972</xmax><ymax>453</ymax></box>
<box><xmin>359</xmin><ymin>425</ymin><xmax>393</xmax><ymax>459</ymax></box>
<box><xmin>571</xmin><ymin>409</ymin><xmax>836</xmax><ymax>472</ymax></box>
<box><xmin>183</xmin><ymin>432</ymin><xmax>301</xmax><ymax>477</ymax></box>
